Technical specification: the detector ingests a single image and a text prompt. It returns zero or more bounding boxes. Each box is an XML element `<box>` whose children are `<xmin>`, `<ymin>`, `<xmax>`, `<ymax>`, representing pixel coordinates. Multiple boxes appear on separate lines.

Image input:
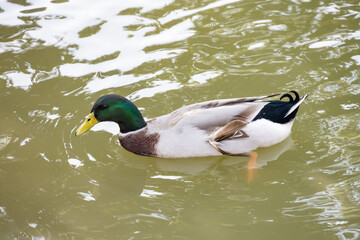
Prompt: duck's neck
<box><xmin>118</xmin><ymin>115</ymin><xmax>147</xmax><ymax>134</ymax></box>
<box><xmin>116</xmin><ymin>106</ymin><xmax>147</xmax><ymax>134</ymax></box>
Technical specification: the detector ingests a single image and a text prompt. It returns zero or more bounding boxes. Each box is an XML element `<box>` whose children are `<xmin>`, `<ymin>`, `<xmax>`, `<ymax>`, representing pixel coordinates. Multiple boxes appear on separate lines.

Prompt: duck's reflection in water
<box><xmin>152</xmin><ymin>136</ymin><xmax>295</xmax><ymax>181</ymax></box>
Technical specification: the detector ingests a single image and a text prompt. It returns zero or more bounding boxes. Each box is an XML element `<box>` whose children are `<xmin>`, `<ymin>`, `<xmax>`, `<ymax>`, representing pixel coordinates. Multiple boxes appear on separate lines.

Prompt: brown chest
<box><xmin>118</xmin><ymin>130</ymin><xmax>160</xmax><ymax>157</ymax></box>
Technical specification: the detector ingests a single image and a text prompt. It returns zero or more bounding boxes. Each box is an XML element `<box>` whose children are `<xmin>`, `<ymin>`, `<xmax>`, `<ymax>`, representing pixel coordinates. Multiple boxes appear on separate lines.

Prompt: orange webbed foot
<box><xmin>247</xmin><ymin>151</ymin><xmax>258</xmax><ymax>183</ymax></box>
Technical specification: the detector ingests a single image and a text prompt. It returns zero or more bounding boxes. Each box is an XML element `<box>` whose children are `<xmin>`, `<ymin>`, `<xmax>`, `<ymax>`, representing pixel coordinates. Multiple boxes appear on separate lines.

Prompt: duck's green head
<box><xmin>75</xmin><ymin>94</ymin><xmax>147</xmax><ymax>136</ymax></box>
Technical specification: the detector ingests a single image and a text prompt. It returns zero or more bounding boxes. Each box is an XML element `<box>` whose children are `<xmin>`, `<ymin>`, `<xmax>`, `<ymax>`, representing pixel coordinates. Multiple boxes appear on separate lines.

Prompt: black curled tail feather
<box><xmin>280</xmin><ymin>93</ymin><xmax>293</xmax><ymax>102</ymax></box>
<box><xmin>280</xmin><ymin>91</ymin><xmax>300</xmax><ymax>103</ymax></box>
<box><xmin>252</xmin><ymin>90</ymin><xmax>307</xmax><ymax>124</ymax></box>
<box><xmin>290</xmin><ymin>91</ymin><xmax>300</xmax><ymax>102</ymax></box>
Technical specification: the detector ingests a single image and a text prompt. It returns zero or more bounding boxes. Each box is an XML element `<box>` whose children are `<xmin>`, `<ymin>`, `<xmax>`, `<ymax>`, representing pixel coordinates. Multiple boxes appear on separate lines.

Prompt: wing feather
<box><xmin>213</xmin><ymin>120</ymin><xmax>249</xmax><ymax>142</ymax></box>
<box><xmin>165</xmin><ymin>93</ymin><xmax>280</xmax><ymax>129</ymax></box>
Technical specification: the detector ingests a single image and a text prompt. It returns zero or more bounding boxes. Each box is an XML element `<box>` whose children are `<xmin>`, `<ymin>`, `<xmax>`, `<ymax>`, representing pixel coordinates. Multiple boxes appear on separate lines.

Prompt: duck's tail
<box><xmin>252</xmin><ymin>90</ymin><xmax>307</xmax><ymax>124</ymax></box>
<box><xmin>282</xmin><ymin>91</ymin><xmax>308</xmax><ymax>118</ymax></box>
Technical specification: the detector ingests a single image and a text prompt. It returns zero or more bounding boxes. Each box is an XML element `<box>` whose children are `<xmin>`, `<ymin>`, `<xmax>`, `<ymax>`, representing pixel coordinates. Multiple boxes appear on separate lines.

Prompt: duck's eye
<box><xmin>98</xmin><ymin>104</ymin><xmax>108</xmax><ymax>110</ymax></box>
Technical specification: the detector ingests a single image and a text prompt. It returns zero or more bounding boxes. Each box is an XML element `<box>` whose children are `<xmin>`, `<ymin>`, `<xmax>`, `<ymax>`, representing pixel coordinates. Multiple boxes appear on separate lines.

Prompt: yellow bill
<box><xmin>75</xmin><ymin>112</ymin><xmax>99</xmax><ymax>136</ymax></box>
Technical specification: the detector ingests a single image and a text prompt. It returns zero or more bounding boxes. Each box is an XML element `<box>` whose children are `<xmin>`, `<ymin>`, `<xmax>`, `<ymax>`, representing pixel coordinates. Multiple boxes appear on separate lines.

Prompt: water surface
<box><xmin>0</xmin><ymin>0</ymin><xmax>359</xmax><ymax>239</ymax></box>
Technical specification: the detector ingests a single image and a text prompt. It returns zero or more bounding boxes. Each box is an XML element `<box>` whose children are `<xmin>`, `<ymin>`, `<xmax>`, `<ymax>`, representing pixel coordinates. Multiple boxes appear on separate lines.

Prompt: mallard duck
<box><xmin>75</xmin><ymin>91</ymin><xmax>307</xmax><ymax>158</ymax></box>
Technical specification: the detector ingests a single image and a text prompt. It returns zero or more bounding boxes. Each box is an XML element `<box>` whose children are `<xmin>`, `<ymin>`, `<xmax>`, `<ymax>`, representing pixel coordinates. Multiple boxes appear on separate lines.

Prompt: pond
<box><xmin>0</xmin><ymin>0</ymin><xmax>359</xmax><ymax>239</ymax></box>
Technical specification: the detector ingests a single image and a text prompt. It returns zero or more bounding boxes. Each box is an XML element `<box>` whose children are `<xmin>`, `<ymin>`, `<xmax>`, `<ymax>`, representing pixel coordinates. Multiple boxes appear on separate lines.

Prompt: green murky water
<box><xmin>1</xmin><ymin>0</ymin><xmax>359</xmax><ymax>239</ymax></box>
